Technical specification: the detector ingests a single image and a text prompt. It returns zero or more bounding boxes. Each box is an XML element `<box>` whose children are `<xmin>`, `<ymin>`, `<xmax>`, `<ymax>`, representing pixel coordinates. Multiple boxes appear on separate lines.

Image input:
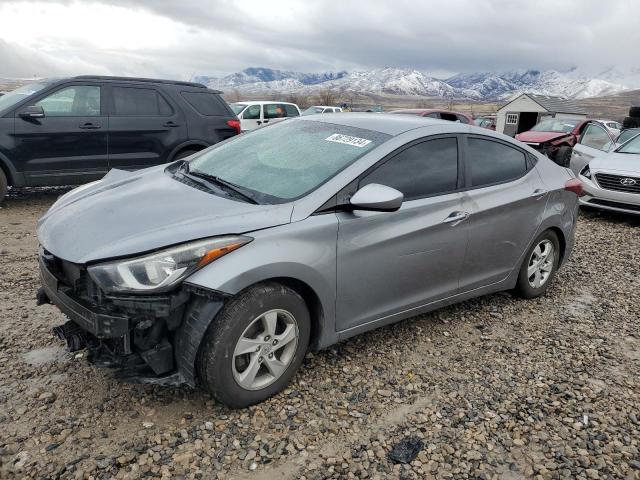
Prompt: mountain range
<box><xmin>194</xmin><ymin>67</ymin><xmax>640</xmax><ymax>101</ymax></box>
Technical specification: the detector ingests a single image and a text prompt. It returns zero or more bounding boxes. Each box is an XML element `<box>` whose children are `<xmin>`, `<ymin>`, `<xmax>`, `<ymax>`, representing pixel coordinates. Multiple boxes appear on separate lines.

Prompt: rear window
<box><xmin>182</xmin><ymin>91</ymin><xmax>229</xmax><ymax>116</ymax></box>
<box><xmin>112</xmin><ymin>87</ymin><xmax>172</xmax><ymax>116</ymax></box>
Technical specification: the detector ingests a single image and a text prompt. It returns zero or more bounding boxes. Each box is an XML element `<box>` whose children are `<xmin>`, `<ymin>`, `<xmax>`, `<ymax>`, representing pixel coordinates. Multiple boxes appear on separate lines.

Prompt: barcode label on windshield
<box><xmin>325</xmin><ymin>133</ymin><xmax>372</xmax><ymax>148</ymax></box>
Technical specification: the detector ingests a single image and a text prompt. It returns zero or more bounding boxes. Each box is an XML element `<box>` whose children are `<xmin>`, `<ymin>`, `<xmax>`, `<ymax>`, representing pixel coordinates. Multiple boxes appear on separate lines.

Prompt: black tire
<box><xmin>623</xmin><ymin>117</ymin><xmax>640</xmax><ymax>129</ymax></box>
<box><xmin>173</xmin><ymin>148</ymin><xmax>201</xmax><ymax>161</ymax></box>
<box><xmin>0</xmin><ymin>169</ymin><xmax>7</xmax><ymax>202</ymax></box>
<box><xmin>196</xmin><ymin>282</ymin><xmax>310</xmax><ymax>408</ymax></box>
<box><xmin>554</xmin><ymin>146</ymin><xmax>572</xmax><ymax>167</ymax></box>
<box><xmin>628</xmin><ymin>106</ymin><xmax>640</xmax><ymax>118</ymax></box>
<box><xmin>514</xmin><ymin>230</ymin><xmax>560</xmax><ymax>299</ymax></box>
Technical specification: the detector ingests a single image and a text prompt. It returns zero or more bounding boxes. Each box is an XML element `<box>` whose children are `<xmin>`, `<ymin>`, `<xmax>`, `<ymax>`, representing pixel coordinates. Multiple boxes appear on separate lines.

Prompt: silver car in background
<box><xmin>576</xmin><ymin>132</ymin><xmax>640</xmax><ymax>215</ymax></box>
<box><xmin>36</xmin><ymin>114</ymin><xmax>581</xmax><ymax>408</ymax></box>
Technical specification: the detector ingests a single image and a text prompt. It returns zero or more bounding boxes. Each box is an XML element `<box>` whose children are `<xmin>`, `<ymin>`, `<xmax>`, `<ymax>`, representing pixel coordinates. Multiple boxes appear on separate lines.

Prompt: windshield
<box><xmin>230</xmin><ymin>103</ymin><xmax>247</xmax><ymax>115</ymax></box>
<box><xmin>0</xmin><ymin>81</ymin><xmax>51</xmax><ymax>112</ymax></box>
<box><xmin>617</xmin><ymin>134</ymin><xmax>640</xmax><ymax>154</ymax></box>
<box><xmin>531</xmin><ymin>118</ymin><xmax>580</xmax><ymax>133</ymax></box>
<box><xmin>188</xmin><ymin>119</ymin><xmax>389</xmax><ymax>203</ymax></box>
<box><xmin>302</xmin><ymin>107</ymin><xmax>324</xmax><ymax>115</ymax></box>
<box><xmin>616</xmin><ymin>128</ymin><xmax>640</xmax><ymax>145</ymax></box>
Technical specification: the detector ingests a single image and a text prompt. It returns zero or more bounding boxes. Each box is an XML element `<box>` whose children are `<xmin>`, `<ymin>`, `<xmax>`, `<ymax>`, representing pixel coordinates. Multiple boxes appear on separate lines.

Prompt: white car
<box><xmin>594</xmin><ymin>119</ymin><xmax>622</xmax><ymax>136</ymax></box>
<box><xmin>302</xmin><ymin>106</ymin><xmax>343</xmax><ymax>115</ymax></box>
<box><xmin>230</xmin><ymin>101</ymin><xmax>301</xmax><ymax>132</ymax></box>
<box><xmin>576</xmin><ymin>132</ymin><xmax>640</xmax><ymax>215</ymax></box>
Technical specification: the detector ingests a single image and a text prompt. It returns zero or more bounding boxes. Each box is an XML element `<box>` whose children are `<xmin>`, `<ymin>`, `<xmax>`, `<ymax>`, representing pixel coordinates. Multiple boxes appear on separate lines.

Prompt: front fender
<box><xmin>184</xmin><ymin>214</ymin><xmax>339</xmax><ymax>348</ymax></box>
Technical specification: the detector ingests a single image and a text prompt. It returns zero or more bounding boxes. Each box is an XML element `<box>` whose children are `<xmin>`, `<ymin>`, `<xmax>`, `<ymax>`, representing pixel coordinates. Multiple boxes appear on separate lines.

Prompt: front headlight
<box><xmin>580</xmin><ymin>165</ymin><xmax>592</xmax><ymax>179</ymax></box>
<box><xmin>87</xmin><ymin>236</ymin><xmax>252</xmax><ymax>294</ymax></box>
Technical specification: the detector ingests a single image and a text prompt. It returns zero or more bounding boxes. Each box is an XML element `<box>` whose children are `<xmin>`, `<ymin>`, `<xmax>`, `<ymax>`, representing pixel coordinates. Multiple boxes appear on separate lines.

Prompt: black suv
<box><xmin>0</xmin><ymin>76</ymin><xmax>240</xmax><ymax>199</ymax></box>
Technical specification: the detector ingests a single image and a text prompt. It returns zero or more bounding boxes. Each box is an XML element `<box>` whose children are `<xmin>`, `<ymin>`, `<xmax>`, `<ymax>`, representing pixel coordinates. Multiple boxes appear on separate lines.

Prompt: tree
<box><xmin>317</xmin><ymin>89</ymin><xmax>336</xmax><ymax>106</ymax></box>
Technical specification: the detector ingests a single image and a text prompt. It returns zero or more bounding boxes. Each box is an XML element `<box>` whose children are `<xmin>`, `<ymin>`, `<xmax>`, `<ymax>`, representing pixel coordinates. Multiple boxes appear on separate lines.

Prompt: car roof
<box><xmin>309</xmin><ymin>105</ymin><xmax>336</xmax><ymax>109</ymax></box>
<box><xmin>299</xmin><ymin>112</ymin><xmax>458</xmax><ymax>136</ymax></box>
<box><xmin>234</xmin><ymin>101</ymin><xmax>298</xmax><ymax>106</ymax></box>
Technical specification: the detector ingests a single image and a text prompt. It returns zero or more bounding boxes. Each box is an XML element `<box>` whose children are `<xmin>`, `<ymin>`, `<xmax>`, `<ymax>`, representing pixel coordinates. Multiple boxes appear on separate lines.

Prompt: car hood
<box><xmin>37</xmin><ymin>167</ymin><xmax>294</xmax><ymax>264</ymax></box>
<box><xmin>515</xmin><ymin>131</ymin><xmax>569</xmax><ymax>143</ymax></box>
<box><xmin>589</xmin><ymin>152</ymin><xmax>640</xmax><ymax>174</ymax></box>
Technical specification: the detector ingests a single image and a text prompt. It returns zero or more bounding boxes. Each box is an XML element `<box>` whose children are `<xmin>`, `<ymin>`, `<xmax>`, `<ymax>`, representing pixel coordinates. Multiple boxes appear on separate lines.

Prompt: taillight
<box><xmin>227</xmin><ymin>119</ymin><xmax>241</xmax><ymax>135</ymax></box>
<box><xmin>564</xmin><ymin>178</ymin><xmax>584</xmax><ymax>196</ymax></box>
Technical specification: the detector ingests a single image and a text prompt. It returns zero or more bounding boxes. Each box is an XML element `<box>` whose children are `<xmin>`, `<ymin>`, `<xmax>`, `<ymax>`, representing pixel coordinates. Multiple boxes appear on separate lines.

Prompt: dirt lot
<box><xmin>0</xmin><ymin>189</ymin><xmax>639</xmax><ymax>480</ymax></box>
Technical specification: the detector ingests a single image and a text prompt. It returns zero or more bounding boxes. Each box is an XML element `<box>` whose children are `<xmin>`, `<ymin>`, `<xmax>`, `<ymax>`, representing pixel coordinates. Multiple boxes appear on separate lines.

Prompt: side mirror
<box><xmin>19</xmin><ymin>105</ymin><xmax>45</xmax><ymax>119</ymax></box>
<box><xmin>349</xmin><ymin>183</ymin><xmax>403</xmax><ymax>212</ymax></box>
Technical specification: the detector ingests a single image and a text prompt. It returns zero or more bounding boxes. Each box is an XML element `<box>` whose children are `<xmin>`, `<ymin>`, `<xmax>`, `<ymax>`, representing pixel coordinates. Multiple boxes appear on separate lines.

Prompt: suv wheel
<box><xmin>197</xmin><ymin>282</ymin><xmax>310</xmax><ymax>408</ymax></box>
<box><xmin>0</xmin><ymin>169</ymin><xmax>7</xmax><ymax>202</ymax></box>
<box><xmin>514</xmin><ymin>230</ymin><xmax>560</xmax><ymax>299</ymax></box>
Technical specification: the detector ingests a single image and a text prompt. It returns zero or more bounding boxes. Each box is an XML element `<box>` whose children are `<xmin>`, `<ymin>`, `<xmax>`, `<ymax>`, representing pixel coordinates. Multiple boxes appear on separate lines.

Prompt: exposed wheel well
<box><xmin>263</xmin><ymin>277</ymin><xmax>324</xmax><ymax>351</ymax></box>
<box><xmin>547</xmin><ymin>226</ymin><xmax>567</xmax><ymax>264</ymax></box>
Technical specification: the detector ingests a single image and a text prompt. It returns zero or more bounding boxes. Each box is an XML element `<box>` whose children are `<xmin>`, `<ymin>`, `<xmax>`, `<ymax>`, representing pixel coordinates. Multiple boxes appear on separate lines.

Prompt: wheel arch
<box><xmin>167</xmin><ymin>141</ymin><xmax>209</xmax><ymax>162</ymax></box>
<box><xmin>547</xmin><ymin>225</ymin><xmax>567</xmax><ymax>265</ymax></box>
<box><xmin>0</xmin><ymin>151</ymin><xmax>21</xmax><ymax>187</ymax></box>
<box><xmin>260</xmin><ymin>276</ymin><xmax>326</xmax><ymax>351</ymax></box>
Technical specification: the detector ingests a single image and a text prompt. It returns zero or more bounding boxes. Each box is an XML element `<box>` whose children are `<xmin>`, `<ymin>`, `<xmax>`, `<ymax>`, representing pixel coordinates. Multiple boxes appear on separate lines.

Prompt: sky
<box><xmin>0</xmin><ymin>0</ymin><xmax>638</xmax><ymax>80</ymax></box>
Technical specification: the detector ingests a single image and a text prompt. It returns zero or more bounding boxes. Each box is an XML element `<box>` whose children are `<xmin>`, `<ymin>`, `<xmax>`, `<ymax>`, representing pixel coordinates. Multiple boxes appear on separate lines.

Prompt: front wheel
<box><xmin>514</xmin><ymin>230</ymin><xmax>560</xmax><ymax>299</ymax></box>
<box><xmin>196</xmin><ymin>282</ymin><xmax>310</xmax><ymax>408</ymax></box>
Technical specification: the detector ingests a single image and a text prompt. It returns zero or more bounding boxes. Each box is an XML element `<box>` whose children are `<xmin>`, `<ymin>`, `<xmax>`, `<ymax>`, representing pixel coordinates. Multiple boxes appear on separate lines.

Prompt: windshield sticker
<box><xmin>325</xmin><ymin>133</ymin><xmax>372</xmax><ymax>148</ymax></box>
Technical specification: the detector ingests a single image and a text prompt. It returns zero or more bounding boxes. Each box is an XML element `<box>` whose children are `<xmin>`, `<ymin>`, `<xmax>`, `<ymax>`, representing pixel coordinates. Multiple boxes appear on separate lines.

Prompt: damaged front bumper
<box><xmin>37</xmin><ymin>249</ymin><xmax>226</xmax><ymax>387</ymax></box>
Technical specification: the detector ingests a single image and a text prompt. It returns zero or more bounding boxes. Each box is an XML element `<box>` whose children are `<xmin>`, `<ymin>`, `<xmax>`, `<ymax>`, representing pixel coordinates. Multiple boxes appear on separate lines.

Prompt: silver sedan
<box><xmin>36</xmin><ymin>114</ymin><xmax>581</xmax><ymax>408</ymax></box>
<box><xmin>576</xmin><ymin>132</ymin><xmax>640</xmax><ymax>215</ymax></box>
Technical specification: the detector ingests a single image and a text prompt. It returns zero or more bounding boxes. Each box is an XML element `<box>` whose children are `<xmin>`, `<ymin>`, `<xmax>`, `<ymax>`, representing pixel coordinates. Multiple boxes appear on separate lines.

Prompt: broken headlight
<box><xmin>580</xmin><ymin>165</ymin><xmax>592</xmax><ymax>179</ymax></box>
<box><xmin>87</xmin><ymin>236</ymin><xmax>252</xmax><ymax>294</ymax></box>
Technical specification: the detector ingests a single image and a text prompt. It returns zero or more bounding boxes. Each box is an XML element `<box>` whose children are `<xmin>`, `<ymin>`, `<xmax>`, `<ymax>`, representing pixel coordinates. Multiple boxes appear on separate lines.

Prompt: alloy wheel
<box><xmin>527</xmin><ymin>239</ymin><xmax>555</xmax><ymax>288</ymax></box>
<box><xmin>232</xmin><ymin>309</ymin><xmax>299</xmax><ymax>391</ymax></box>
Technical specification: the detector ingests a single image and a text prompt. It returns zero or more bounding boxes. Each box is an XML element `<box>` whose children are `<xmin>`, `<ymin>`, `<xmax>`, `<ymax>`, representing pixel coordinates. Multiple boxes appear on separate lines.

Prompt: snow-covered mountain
<box><xmin>446</xmin><ymin>69</ymin><xmax>629</xmax><ymax>100</ymax></box>
<box><xmin>196</xmin><ymin>66</ymin><xmax>640</xmax><ymax>100</ymax></box>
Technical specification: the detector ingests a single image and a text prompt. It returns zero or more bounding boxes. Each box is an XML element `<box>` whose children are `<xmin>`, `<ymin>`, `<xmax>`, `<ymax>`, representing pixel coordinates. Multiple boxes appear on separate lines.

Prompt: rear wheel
<box><xmin>514</xmin><ymin>230</ymin><xmax>560</xmax><ymax>299</ymax></box>
<box><xmin>197</xmin><ymin>282</ymin><xmax>310</xmax><ymax>408</ymax></box>
<box><xmin>554</xmin><ymin>146</ymin><xmax>572</xmax><ymax>167</ymax></box>
<box><xmin>0</xmin><ymin>169</ymin><xmax>7</xmax><ymax>202</ymax></box>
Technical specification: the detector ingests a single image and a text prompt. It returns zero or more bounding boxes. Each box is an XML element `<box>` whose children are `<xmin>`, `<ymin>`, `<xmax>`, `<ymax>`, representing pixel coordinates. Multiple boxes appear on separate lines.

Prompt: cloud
<box><xmin>0</xmin><ymin>0</ymin><xmax>639</xmax><ymax>79</ymax></box>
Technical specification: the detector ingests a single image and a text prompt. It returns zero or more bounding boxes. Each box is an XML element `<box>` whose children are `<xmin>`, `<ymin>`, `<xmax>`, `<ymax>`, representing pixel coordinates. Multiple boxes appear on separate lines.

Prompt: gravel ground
<box><xmin>0</xmin><ymin>188</ymin><xmax>639</xmax><ymax>480</ymax></box>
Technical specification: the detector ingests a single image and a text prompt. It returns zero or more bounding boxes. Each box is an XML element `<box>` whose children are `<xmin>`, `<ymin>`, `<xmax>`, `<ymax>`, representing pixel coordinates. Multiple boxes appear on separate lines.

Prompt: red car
<box><xmin>515</xmin><ymin>118</ymin><xmax>589</xmax><ymax>167</ymax></box>
<box><xmin>389</xmin><ymin>108</ymin><xmax>474</xmax><ymax>124</ymax></box>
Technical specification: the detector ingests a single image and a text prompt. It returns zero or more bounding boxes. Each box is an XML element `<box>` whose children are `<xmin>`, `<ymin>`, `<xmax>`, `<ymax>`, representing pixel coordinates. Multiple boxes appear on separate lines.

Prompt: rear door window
<box><xmin>466</xmin><ymin>137</ymin><xmax>527</xmax><ymax>187</ymax></box>
<box><xmin>112</xmin><ymin>87</ymin><xmax>172</xmax><ymax>116</ymax></box>
<box><xmin>264</xmin><ymin>103</ymin><xmax>287</xmax><ymax>119</ymax></box>
<box><xmin>181</xmin><ymin>91</ymin><xmax>228</xmax><ymax>116</ymax></box>
<box><xmin>360</xmin><ymin>137</ymin><xmax>459</xmax><ymax>200</ymax></box>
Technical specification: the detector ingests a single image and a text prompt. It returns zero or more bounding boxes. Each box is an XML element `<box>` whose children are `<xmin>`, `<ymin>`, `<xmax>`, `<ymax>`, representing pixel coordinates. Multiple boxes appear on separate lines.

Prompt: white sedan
<box><xmin>577</xmin><ymin>133</ymin><xmax>640</xmax><ymax>215</ymax></box>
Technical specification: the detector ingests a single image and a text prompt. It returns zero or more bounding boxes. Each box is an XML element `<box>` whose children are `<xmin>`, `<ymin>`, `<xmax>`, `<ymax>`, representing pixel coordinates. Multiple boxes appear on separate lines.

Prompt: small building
<box><xmin>496</xmin><ymin>93</ymin><xmax>588</xmax><ymax>137</ymax></box>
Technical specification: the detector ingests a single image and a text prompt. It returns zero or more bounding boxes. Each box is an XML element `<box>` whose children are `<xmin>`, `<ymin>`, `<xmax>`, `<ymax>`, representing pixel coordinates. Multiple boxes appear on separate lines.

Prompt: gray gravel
<box><xmin>1</xmin><ymin>191</ymin><xmax>639</xmax><ymax>479</ymax></box>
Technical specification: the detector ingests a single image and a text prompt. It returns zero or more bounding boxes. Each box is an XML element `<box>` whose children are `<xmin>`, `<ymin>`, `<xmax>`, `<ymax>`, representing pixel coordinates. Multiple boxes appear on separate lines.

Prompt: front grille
<box><xmin>594</xmin><ymin>173</ymin><xmax>640</xmax><ymax>194</ymax></box>
<box><xmin>41</xmin><ymin>248</ymin><xmax>103</xmax><ymax>304</ymax></box>
<box><xmin>587</xmin><ymin>199</ymin><xmax>640</xmax><ymax>212</ymax></box>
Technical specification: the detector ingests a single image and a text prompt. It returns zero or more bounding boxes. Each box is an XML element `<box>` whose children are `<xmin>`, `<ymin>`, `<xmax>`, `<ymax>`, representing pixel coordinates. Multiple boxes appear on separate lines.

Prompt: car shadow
<box><xmin>580</xmin><ymin>206</ymin><xmax>640</xmax><ymax>227</ymax></box>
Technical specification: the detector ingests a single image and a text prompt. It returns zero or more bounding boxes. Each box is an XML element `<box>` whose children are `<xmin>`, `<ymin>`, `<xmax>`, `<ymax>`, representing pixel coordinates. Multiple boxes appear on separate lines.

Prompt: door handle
<box><xmin>530</xmin><ymin>189</ymin><xmax>548</xmax><ymax>198</ymax></box>
<box><xmin>443</xmin><ymin>211</ymin><xmax>469</xmax><ymax>224</ymax></box>
<box><xmin>163</xmin><ymin>121</ymin><xmax>180</xmax><ymax>127</ymax></box>
<box><xmin>79</xmin><ymin>123</ymin><xmax>101</xmax><ymax>129</ymax></box>
<box><xmin>263</xmin><ymin>119</ymin><xmax>269</xmax><ymax>123</ymax></box>
<box><xmin>256</xmin><ymin>120</ymin><xmax>262</xmax><ymax>125</ymax></box>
